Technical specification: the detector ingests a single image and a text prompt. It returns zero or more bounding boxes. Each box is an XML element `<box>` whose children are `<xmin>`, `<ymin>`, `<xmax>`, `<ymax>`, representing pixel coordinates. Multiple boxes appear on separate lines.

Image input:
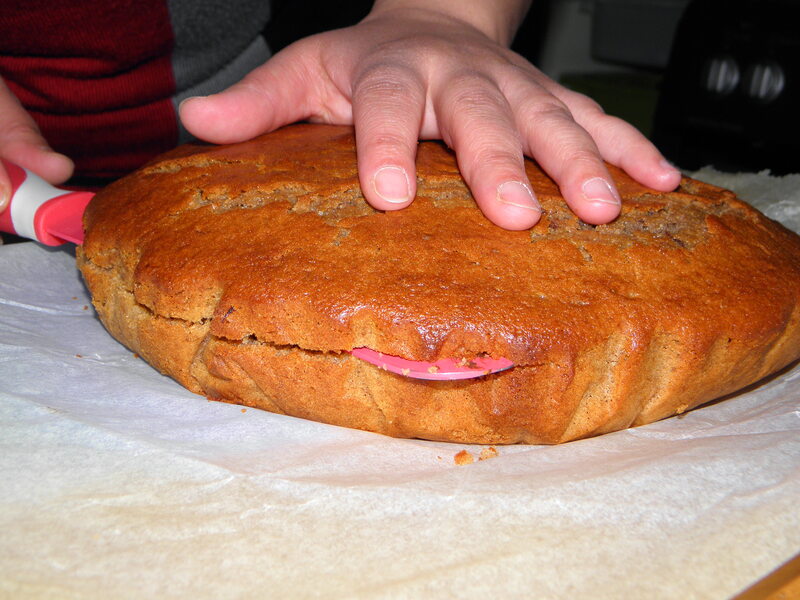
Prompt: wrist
<box><xmin>366</xmin><ymin>0</ymin><xmax>531</xmax><ymax>46</ymax></box>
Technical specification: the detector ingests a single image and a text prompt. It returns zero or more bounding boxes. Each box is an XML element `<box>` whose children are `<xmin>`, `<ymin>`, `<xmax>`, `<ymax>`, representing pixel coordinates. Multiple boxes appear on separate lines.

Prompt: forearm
<box><xmin>366</xmin><ymin>0</ymin><xmax>532</xmax><ymax>46</ymax></box>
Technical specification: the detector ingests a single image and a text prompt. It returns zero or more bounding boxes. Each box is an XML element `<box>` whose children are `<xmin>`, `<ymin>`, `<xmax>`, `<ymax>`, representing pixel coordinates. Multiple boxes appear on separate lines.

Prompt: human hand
<box><xmin>0</xmin><ymin>77</ymin><xmax>74</xmax><ymax>214</ymax></box>
<box><xmin>181</xmin><ymin>1</ymin><xmax>681</xmax><ymax>230</ymax></box>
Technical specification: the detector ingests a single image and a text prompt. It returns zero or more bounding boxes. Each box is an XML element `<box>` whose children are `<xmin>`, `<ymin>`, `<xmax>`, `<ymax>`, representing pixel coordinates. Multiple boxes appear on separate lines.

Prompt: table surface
<box><xmin>733</xmin><ymin>552</ymin><xmax>800</xmax><ymax>600</ymax></box>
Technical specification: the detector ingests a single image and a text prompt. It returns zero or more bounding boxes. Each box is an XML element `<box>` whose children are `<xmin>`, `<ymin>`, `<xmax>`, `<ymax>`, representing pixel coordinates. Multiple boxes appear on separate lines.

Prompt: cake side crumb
<box><xmin>479</xmin><ymin>446</ymin><xmax>499</xmax><ymax>461</ymax></box>
<box><xmin>454</xmin><ymin>450</ymin><xmax>474</xmax><ymax>465</ymax></box>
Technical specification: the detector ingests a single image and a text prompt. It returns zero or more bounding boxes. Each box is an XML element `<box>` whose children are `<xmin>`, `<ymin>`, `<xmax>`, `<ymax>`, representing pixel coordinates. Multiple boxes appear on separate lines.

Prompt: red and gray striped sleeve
<box><xmin>0</xmin><ymin>0</ymin><xmax>271</xmax><ymax>180</ymax></box>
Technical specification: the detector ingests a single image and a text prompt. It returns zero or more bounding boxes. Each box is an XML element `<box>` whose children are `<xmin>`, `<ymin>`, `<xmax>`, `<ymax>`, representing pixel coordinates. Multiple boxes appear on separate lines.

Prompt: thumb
<box><xmin>0</xmin><ymin>79</ymin><xmax>73</xmax><ymax>212</ymax></box>
<box><xmin>179</xmin><ymin>40</ymin><xmax>324</xmax><ymax>144</ymax></box>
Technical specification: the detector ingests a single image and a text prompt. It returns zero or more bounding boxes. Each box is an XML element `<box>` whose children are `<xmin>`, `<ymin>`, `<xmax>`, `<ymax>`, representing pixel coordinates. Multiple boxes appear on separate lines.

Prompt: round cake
<box><xmin>77</xmin><ymin>124</ymin><xmax>800</xmax><ymax>444</ymax></box>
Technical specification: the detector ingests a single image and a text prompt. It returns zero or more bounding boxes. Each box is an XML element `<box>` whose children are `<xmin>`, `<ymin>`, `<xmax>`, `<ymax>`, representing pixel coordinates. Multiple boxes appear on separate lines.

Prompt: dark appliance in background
<box><xmin>652</xmin><ymin>0</ymin><xmax>800</xmax><ymax>174</ymax></box>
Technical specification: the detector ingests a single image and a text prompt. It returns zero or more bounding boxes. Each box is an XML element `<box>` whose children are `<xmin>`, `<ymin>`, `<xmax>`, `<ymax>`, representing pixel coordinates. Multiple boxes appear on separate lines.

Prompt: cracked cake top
<box><xmin>80</xmin><ymin>124</ymin><xmax>800</xmax><ymax>367</ymax></box>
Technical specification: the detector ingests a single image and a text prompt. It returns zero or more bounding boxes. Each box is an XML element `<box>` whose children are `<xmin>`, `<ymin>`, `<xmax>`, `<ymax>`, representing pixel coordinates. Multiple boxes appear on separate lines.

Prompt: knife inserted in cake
<box><xmin>0</xmin><ymin>159</ymin><xmax>514</xmax><ymax>380</ymax></box>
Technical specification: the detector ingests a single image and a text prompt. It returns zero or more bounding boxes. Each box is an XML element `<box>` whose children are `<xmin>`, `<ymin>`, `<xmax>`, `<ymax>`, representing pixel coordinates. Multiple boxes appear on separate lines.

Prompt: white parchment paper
<box><xmin>0</xmin><ymin>172</ymin><xmax>798</xmax><ymax>599</ymax></box>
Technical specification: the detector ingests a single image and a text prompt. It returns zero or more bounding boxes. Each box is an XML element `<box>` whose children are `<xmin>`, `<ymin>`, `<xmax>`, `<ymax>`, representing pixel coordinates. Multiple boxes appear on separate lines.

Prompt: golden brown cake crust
<box><xmin>77</xmin><ymin>124</ymin><xmax>800</xmax><ymax>444</ymax></box>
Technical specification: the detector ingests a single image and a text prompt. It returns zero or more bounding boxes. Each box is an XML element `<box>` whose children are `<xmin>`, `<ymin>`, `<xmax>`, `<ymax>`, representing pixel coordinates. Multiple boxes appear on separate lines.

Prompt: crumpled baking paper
<box><xmin>0</xmin><ymin>171</ymin><xmax>798</xmax><ymax>599</ymax></box>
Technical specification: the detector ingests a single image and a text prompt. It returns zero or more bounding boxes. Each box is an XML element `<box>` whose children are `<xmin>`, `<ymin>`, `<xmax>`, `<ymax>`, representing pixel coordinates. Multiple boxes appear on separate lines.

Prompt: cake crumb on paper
<box><xmin>479</xmin><ymin>446</ymin><xmax>499</xmax><ymax>461</ymax></box>
<box><xmin>454</xmin><ymin>450</ymin><xmax>474</xmax><ymax>465</ymax></box>
<box><xmin>454</xmin><ymin>447</ymin><xmax>499</xmax><ymax>465</ymax></box>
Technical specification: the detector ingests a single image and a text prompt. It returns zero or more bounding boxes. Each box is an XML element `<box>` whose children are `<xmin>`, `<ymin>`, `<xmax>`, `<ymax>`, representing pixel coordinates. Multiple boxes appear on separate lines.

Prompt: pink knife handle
<box><xmin>0</xmin><ymin>158</ymin><xmax>94</xmax><ymax>246</ymax></box>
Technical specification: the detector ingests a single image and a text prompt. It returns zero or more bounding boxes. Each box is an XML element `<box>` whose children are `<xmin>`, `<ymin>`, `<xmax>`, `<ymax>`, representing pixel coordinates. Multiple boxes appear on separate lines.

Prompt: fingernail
<box><xmin>0</xmin><ymin>184</ymin><xmax>8</xmax><ymax>213</ymax></box>
<box><xmin>660</xmin><ymin>158</ymin><xmax>680</xmax><ymax>172</ymax></box>
<box><xmin>660</xmin><ymin>159</ymin><xmax>682</xmax><ymax>179</ymax></box>
<box><xmin>496</xmin><ymin>181</ymin><xmax>541</xmax><ymax>212</ymax></box>
<box><xmin>582</xmin><ymin>177</ymin><xmax>620</xmax><ymax>205</ymax></box>
<box><xmin>373</xmin><ymin>165</ymin><xmax>410</xmax><ymax>204</ymax></box>
<box><xmin>177</xmin><ymin>95</ymin><xmax>207</xmax><ymax>111</ymax></box>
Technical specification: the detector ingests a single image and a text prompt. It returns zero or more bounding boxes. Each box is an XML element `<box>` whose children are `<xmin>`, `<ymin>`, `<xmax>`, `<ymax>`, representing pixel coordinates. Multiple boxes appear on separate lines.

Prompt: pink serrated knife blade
<box><xmin>0</xmin><ymin>159</ymin><xmax>514</xmax><ymax>380</ymax></box>
<box><xmin>350</xmin><ymin>347</ymin><xmax>513</xmax><ymax>380</ymax></box>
